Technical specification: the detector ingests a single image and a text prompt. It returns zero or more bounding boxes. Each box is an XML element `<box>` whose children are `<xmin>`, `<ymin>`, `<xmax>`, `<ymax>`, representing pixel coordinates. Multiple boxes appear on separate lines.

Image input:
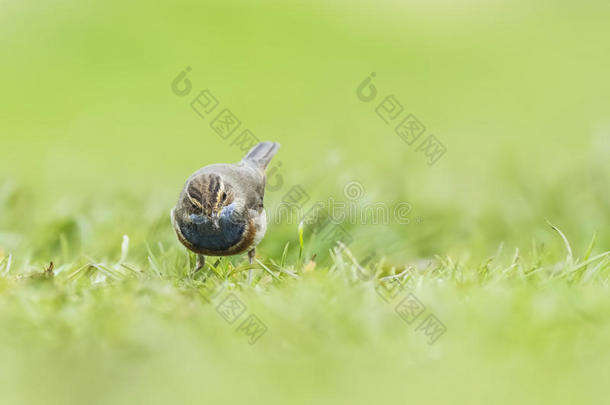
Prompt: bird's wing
<box><xmin>233</xmin><ymin>164</ymin><xmax>266</xmax><ymax>212</ymax></box>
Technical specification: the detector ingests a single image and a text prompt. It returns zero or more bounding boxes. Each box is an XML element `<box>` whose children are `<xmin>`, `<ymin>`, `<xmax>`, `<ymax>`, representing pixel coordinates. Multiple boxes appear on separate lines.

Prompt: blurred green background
<box><xmin>2</xmin><ymin>0</ymin><xmax>608</xmax><ymax>263</ymax></box>
<box><xmin>1</xmin><ymin>0</ymin><xmax>609</xmax><ymax>404</ymax></box>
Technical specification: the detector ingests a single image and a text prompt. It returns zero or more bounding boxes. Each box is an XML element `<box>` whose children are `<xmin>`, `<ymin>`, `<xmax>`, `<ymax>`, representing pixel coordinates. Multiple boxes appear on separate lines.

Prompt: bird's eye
<box><xmin>221</xmin><ymin>192</ymin><xmax>227</xmax><ymax>202</ymax></box>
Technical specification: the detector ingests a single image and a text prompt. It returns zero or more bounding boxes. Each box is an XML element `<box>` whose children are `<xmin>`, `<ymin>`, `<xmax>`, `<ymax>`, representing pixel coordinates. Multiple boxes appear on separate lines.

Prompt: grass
<box><xmin>0</xmin><ymin>197</ymin><xmax>609</xmax><ymax>404</ymax></box>
<box><xmin>2</xmin><ymin>0</ymin><xmax>610</xmax><ymax>403</ymax></box>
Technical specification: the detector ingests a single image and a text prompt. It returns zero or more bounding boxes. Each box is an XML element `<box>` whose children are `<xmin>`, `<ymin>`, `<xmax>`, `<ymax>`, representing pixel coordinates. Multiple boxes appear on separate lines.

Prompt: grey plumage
<box><xmin>171</xmin><ymin>141</ymin><xmax>280</xmax><ymax>279</ymax></box>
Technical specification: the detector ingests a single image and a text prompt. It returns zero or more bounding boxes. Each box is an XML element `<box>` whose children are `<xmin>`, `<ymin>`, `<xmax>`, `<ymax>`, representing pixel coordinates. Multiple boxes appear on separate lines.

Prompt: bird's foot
<box><xmin>191</xmin><ymin>255</ymin><xmax>223</xmax><ymax>281</ymax></box>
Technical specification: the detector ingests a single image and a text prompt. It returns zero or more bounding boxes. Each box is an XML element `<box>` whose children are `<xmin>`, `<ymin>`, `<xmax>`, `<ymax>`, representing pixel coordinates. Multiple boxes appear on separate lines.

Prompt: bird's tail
<box><xmin>241</xmin><ymin>141</ymin><xmax>280</xmax><ymax>170</ymax></box>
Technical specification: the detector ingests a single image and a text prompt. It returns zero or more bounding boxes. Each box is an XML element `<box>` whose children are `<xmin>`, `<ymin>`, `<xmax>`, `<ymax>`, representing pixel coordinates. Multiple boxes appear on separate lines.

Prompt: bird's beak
<box><xmin>211</xmin><ymin>213</ymin><xmax>220</xmax><ymax>230</ymax></box>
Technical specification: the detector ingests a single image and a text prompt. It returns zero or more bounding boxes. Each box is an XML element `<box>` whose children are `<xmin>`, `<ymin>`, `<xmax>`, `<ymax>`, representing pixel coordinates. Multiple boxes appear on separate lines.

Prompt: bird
<box><xmin>171</xmin><ymin>141</ymin><xmax>280</xmax><ymax>280</ymax></box>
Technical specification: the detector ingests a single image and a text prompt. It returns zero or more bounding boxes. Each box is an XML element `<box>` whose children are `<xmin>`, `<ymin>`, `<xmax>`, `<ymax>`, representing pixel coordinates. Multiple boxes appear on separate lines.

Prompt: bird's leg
<box><xmin>192</xmin><ymin>254</ymin><xmax>206</xmax><ymax>276</ymax></box>
<box><xmin>247</xmin><ymin>248</ymin><xmax>255</xmax><ymax>284</ymax></box>
<box><xmin>193</xmin><ymin>256</ymin><xmax>221</xmax><ymax>281</ymax></box>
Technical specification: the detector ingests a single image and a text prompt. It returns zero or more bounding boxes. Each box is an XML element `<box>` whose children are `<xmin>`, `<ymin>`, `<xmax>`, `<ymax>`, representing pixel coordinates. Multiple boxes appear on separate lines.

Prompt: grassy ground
<box><xmin>1</xmin><ymin>229</ymin><xmax>609</xmax><ymax>404</ymax></box>
<box><xmin>1</xmin><ymin>0</ymin><xmax>610</xmax><ymax>404</ymax></box>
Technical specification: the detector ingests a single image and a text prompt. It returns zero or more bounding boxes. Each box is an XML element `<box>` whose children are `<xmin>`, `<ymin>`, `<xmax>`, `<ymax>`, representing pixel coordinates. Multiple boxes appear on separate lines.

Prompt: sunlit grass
<box><xmin>0</xmin><ymin>211</ymin><xmax>609</xmax><ymax>405</ymax></box>
<box><xmin>2</xmin><ymin>0</ymin><xmax>610</xmax><ymax>403</ymax></box>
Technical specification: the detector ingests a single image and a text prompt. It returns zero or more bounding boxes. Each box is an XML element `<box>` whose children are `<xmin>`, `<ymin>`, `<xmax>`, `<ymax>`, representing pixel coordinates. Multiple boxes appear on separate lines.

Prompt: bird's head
<box><xmin>183</xmin><ymin>173</ymin><xmax>234</xmax><ymax>229</ymax></box>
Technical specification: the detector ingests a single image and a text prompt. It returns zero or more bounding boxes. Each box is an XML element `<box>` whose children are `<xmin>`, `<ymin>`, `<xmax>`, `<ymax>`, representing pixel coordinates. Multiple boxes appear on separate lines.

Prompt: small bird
<box><xmin>171</xmin><ymin>141</ymin><xmax>280</xmax><ymax>279</ymax></box>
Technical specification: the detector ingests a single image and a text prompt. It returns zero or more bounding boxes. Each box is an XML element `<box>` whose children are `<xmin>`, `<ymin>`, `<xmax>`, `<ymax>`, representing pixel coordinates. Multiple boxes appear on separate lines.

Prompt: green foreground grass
<box><xmin>2</xmin><ymin>0</ymin><xmax>610</xmax><ymax>403</ymax></box>
<box><xmin>1</xmin><ymin>221</ymin><xmax>609</xmax><ymax>405</ymax></box>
